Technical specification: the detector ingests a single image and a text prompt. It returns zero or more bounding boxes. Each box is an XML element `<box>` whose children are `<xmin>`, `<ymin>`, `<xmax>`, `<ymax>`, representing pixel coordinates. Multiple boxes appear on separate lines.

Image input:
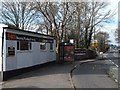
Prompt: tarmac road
<box><xmin>105</xmin><ymin>52</ymin><xmax>119</xmax><ymax>67</ymax></box>
<box><xmin>72</xmin><ymin>60</ymin><xmax>118</xmax><ymax>88</ymax></box>
<box><xmin>103</xmin><ymin>52</ymin><xmax>120</xmax><ymax>87</ymax></box>
<box><xmin>0</xmin><ymin>59</ymin><xmax>119</xmax><ymax>89</ymax></box>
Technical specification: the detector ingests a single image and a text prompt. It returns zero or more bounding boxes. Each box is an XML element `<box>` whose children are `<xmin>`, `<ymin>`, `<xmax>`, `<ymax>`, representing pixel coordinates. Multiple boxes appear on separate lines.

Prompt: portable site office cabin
<box><xmin>0</xmin><ymin>27</ymin><xmax>56</xmax><ymax>81</ymax></box>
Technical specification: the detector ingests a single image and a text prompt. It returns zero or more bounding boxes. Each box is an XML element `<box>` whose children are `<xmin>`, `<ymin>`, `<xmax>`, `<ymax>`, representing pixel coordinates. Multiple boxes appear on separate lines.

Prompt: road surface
<box><xmin>105</xmin><ymin>51</ymin><xmax>119</xmax><ymax>67</ymax></box>
<box><xmin>72</xmin><ymin>60</ymin><xmax>118</xmax><ymax>88</ymax></box>
<box><xmin>0</xmin><ymin>59</ymin><xmax>119</xmax><ymax>89</ymax></box>
<box><xmin>103</xmin><ymin>51</ymin><xmax>120</xmax><ymax>87</ymax></box>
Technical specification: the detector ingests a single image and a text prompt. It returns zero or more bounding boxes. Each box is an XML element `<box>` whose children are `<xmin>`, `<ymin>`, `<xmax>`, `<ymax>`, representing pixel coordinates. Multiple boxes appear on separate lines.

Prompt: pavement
<box><xmin>1</xmin><ymin>62</ymin><xmax>76</xmax><ymax>89</ymax></box>
<box><xmin>0</xmin><ymin>56</ymin><xmax>119</xmax><ymax>89</ymax></box>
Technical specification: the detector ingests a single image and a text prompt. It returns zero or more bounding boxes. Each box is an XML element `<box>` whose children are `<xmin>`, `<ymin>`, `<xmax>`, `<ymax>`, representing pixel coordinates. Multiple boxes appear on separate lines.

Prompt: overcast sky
<box><xmin>100</xmin><ymin>0</ymin><xmax>119</xmax><ymax>46</ymax></box>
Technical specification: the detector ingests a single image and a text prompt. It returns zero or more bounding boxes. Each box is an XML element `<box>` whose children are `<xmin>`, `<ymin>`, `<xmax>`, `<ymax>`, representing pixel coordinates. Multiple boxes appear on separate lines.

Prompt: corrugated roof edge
<box><xmin>3</xmin><ymin>27</ymin><xmax>56</xmax><ymax>39</ymax></box>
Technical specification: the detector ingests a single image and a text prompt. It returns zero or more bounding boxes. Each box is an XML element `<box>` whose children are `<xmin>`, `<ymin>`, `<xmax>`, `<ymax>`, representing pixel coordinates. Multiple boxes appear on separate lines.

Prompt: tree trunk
<box><xmin>87</xmin><ymin>27</ymin><xmax>94</xmax><ymax>49</ymax></box>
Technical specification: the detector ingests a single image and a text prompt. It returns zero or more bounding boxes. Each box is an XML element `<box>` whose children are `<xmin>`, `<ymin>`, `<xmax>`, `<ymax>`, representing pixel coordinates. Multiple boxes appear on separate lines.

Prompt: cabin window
<box><xmin>40</xmin><ymin>43</ymin><xmax>46</xmax><ymax>50</ymax></box>
<box><xmin>17</xmin><ymin>41</ymin><xmax>32</xmax><ymax>51</ymax></box>
<box><xmin>50</xmin><ymin>43</ymin><xmax>53</xmax><ymax>50</ymax></box>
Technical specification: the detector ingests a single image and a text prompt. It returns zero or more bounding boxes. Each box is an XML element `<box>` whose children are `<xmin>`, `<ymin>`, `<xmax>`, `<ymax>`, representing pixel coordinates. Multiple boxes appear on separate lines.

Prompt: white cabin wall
<box><xmin>17</xmin><ymin>51</ymin><xmax>33</xmax><ymax>69</ymax></box>
<box><xmin>32</xmin><ymin>42</ymin><xmax>40</xmax><ymax>65</ymax></box>
<box><xmin>4</xmin><ymin>28</ymin><xmax>56</xmax><ymax>71</ymax></box>
<box><xmin>6</xmin><ymin>40</ymin><xmax>17</xmax><ymax>71</ymax></box>
<box><xmin>16</xmin><ymin>42</ymin><xmax>56</xmax><ymax>69</ymax></box>
<box><xmin>5</xmin><ymin>41</ymin><xmax>56</xmax><ymax>71</ymax></box>
<box><xmin>46</xmin><ymin>40</ymin><xmax>56</xmax><ymax>62</ymax></box>
<box><xmin>32</xmin><ymin>41</ymin><xmax>56</xmax><ymax>66</ymax></box>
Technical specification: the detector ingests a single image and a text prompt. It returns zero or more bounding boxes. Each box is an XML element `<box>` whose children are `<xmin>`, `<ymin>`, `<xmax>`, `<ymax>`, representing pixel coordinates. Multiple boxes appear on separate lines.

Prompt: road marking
<box><xmin>115</xmin><ymin>79</ymin><xmax>118</xmax><ymax>83</ymax></box>
<box><xmin>103</xmin><ymin>53</ymin><xmax>118</xmax><ymax>68</ymax></box>
<box><xmin>105</xmin><ymin>53</ymin><xmax>119</xmax><ymax>84</ymax></box>
<box><xmin>108</xmin><ymin>59</ymin><xmax>119</xmax><ymax>68</ymax></box>
<box><xmin>112</xmin><ymin>62</ymin><xmax>115</xmax><ymax>64</ymax></box>
<box><xmin>115</xmin><ymin>64</ymin><xmax>119</xmax><ymax>68</ymax></box>
<box><xmin>113</xmin><ymin>53</ymin><xmax>118</xmax><ymax>57</ymax></box>
<box><xmin>103</xmin><ymin>54</ymin><xmax>118</xmax><ymax>68</ymax></box>
<box><xmin>80</xmin><ymin>59</ymin><xmax>96</xmax><ymax>63</ymax></box>
<box><xmin>69</xmin><ymin>73</ymin><xmax>75</xmax><ymax>88</ymax></box>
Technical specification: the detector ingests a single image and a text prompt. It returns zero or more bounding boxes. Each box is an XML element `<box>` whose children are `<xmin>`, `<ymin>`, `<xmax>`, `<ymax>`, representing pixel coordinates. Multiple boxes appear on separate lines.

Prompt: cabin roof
<box><xmin>3</xmin><ymin>27</ymin><xmax>55</xmax><ymax>38</ymax></box>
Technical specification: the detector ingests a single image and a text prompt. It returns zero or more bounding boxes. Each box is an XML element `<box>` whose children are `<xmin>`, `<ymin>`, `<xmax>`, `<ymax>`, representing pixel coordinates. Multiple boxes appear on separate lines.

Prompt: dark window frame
<box><xmin>50</xmin><ymin>43</ymin><xmax>53</xmax><ymax>51</ymax></box>
<box><xmin>40</xmin><ymin>43</ymin><xmax>46</xmax><ymax>50</ymax></box>
<box><xmin>17</xmin><ymin>41</ymin><xmax>32</xmax><ymax>51</ymax></box>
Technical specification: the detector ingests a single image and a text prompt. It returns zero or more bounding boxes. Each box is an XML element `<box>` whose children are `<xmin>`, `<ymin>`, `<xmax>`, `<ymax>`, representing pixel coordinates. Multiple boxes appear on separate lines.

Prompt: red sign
<box><xmin>7</xmin><ymin>33</ymin><xmax>16</xmax><ymax>40</ymax></box>
<box><xmin>6</xmin><ymin>32</ymin><xmax>53</xmax><ymax>43</ymax></box>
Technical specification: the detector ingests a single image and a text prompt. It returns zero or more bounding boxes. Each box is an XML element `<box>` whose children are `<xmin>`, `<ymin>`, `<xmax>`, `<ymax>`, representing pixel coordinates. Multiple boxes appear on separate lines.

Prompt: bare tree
<box><xmin>63</xmin><ymin>2</ymin><xmax>115</xmax><ymax>49</ymax></box>
<box><xmin>80</xmin><ymin>2</ymin><xmax>115</xmax><ymax>49</ymax></box>
<box><xmin>0</xmin><ymin>1</ymin><xmax>38</xmax><ymax>30</ymax></box>
<box><xmin>0</xmin><ymin>1</ymin><xmax>115</xmax><ymax>53</ymax></box>
<box><xmin>95</xmin><ymin>32</ymin><xmax>110</xmax><ymax>52</ymax></box>
<box><xmin>35</xmin><ymin>2</ymin><xmax>76</xmax><ymax>53</ymax></box>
